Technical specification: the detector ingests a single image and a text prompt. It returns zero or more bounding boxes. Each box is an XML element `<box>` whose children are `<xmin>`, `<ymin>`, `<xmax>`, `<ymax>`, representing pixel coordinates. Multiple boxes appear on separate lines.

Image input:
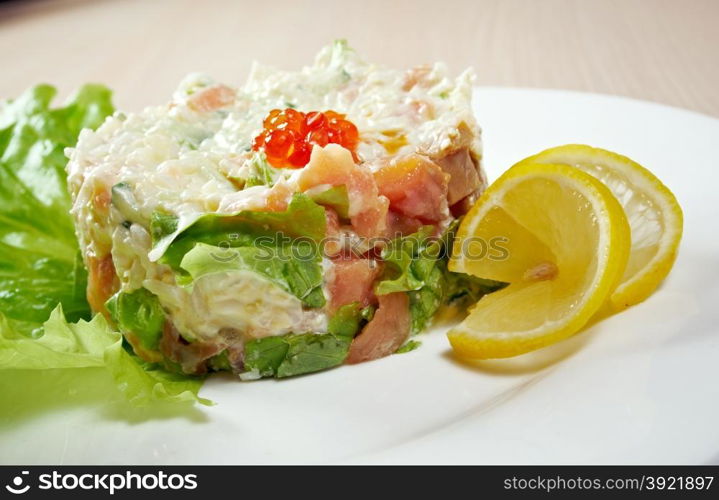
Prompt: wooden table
<box><xmin>1</xmin><ymin>0</ymin><xmax>717</xmax><ymax>117</ymax></box>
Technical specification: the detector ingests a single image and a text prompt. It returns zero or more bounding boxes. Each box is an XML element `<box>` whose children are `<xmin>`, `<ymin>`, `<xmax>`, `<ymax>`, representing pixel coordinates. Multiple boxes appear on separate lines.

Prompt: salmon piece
<box><xmin>428</xmin><ymin>122</ymin><xmax>486</xmax><ymax>211</ymax></box>
<box><xmin>350</xmin><ymin>195</ymin><xmax>390</xmax><ymax>240</ymax></box>
<box><xmin>299</xmin><ymin>144</ymin><xmax>388</xmax><ymax>238</ymax></box>
<box><xmin>346</xmin><ymin>292</ymin><xmax>410</xmax><ymax>364</ymax></box>
<box><xmin>374</xmin><ymin>154</ymin><xmax>450</xmax><ymax>223</ymax></box>
<box><xmin>328</xmin><ymin>258</ymin><xmax>381</xmax><ymax>312</ymax></box>
<box><xmin>86</xmin><ymin>254</ymin><xmax>118</xmax><ymax>316</ymax></box>
<box><xmin>436</xmin><ymin>148</ymin><xmax>481</xmax><ymax>206</ymax></box>
<box><xmin>324</xmin><ymin>207</ymin><xmax>342</xmax><ymax>257</ymax></box>
<box><xmin>386</xmin><ymin>209</ymin><xmax>424</xmax><ymax>237</ymax></box>
<box><xmin>187</xmin><ymin>84</ymin><xmax>235</xmax><ymax>113</ymax></box>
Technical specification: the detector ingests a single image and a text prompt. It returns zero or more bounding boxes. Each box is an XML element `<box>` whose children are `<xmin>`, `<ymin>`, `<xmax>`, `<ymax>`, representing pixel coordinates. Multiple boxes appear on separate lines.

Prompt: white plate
<box><xmin>2</xmin><ymin>88</ymin><xmax>718</xmax><ymax>465</ymax></box>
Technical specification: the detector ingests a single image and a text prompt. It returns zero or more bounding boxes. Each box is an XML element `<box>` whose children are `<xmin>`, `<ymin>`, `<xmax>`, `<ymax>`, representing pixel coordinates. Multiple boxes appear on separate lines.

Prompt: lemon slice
<box><xmin>448</xmin><ymin>163</ymin><xmax>630</xmax><ymax>359</ymax></box>
<box><xmin>515</xmin><ymin>145</ymin><xmax>683</xmax><ymax>310</ymax></box>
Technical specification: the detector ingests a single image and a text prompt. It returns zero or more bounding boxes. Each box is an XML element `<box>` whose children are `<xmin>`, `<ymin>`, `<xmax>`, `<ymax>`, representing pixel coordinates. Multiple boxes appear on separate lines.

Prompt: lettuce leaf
<box><xmin>0</xmin><ymin>305</ymin><xmax>210</xmax><ymax>406</ymax></box>
<box><xmin>155</xmin><ymin>193</ymin><xmax>326</xmax><ymax>271</ymax></box>
<box><xmin>375</xmin><ymin>226</ymin><xmax>436</xmax><ymax>295</ymax></box>
<box><xmin>242</xmin><ymin>336</ymin><xmax>288</xmax><ymax>377</ymax></box>
<box><xmin>242</xmin><ymin>303</ymin><xmax>366</xmax><ymax>380</ymax></box>
<box><xmin>327</xmin><ymin>302</ymin><xmax>363</xmax><ymax>338</ymax></box>
<box><xmin>105</xmin><ymin>288</ymin><xmax>165</xmax><ymax>351</ymax></box>
<box><xmin>308</xmin><ymin>185</ymin><xmax>350</xmax><ymax>219</ymax></box>
<box><xmin>375</xmin><ymin>225</ymin><xmax>444</xmax><ymax>331</ymax></box>
<box><xmin>180</xmin><ymin>242</ymin><xmax>325</xmax><ymax>307</ymax></box>
<box><xmin>0</xmin><ymin>84</ymin><xmax>210</xmax><ymax>408</ymax></box>
<box><xmin>150</xmin><ymin>210</ymin><xmax>180</xmax><ymax>245</ymax></box>
<box><xmin>376</xmin><ymin>223</ymin><xmax>505</xmax><ymax>332</ymax></box>
<box><xmin>243</xmin><ymin>333</ymin><xmax>351</xmax><ymax>379</ymax></box>
<box><xmin>396</xmin><ymin>340</ymin><xmax>422</xmax><ymax>354</ymax></box>
<box><xmin>0</xmin><ymin>84</ymin><xmax>113</xmax><ymax>331</ymax></box>
<box><xmin>406</xmin><ymin>255</ymin><xmax>447</xmax><ymax>333</ymax></box>
<box><xmin>0</xmin><ymin>306</ymin><xmax>111</xmax><ymax>370</ymax></box>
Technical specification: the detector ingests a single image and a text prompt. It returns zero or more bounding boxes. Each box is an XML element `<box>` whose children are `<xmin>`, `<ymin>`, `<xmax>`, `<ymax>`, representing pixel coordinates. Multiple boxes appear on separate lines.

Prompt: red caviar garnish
<box><xmin>252</xmin><ymin>108</ymin><xmax>360</xmax><ymax>168</ymax></box>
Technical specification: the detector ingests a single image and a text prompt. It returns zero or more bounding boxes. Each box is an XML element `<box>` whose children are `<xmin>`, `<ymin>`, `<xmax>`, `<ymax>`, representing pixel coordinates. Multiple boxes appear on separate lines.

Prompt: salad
<box><xmin>0</xmin><ymin>42</ymin><xmax>501</xmax><ymax>404</ymax></box>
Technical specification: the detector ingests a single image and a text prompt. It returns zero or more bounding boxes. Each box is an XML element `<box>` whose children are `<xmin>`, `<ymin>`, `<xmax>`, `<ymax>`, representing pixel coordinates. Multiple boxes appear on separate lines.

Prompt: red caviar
<box><xmin>252</xmin><ymin>108</ymin><xmax>359</xmax><ymax>168</ymax></box>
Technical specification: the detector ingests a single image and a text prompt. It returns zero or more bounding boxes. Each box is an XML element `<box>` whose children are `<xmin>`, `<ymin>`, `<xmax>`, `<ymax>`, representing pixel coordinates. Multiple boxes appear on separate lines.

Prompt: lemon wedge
<box><xmin>448</xmin><ymin>163</ymin><xmax>631</xmax><ymax>359</ymax></box>
<box><xmin>514</xmin><ymin>145</ymin><xmax>683</xmax><ymax>310</ymax></box>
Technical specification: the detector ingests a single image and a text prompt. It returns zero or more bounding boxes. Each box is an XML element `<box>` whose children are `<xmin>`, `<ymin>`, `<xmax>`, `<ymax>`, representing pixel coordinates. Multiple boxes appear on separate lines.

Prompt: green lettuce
<box><xmin>180</xmin><ymin>242</ymin><xmax>325</xmax><ymax>307</ymax></box>
<box><xmin>243</xmin><ymin>333</ymin><xmax>351</xmax><ymax>379</ymax></box>
<box><xmin>152</xmin><ymin>192</ymin><xmax>328</xmax><ymax>308</ymax></box>
<box><xmin>0</xmin><ymin>84</ymin><xmax>209</xmax><ymax>407</ymax></box>
<box><xmin>150</xmin><ymin>210</ymin><xmax>180</xmax><ymax>245</ymax></box>
<box><xmin>396</xmin><ymin>340</ymin><xmax>422</xmax><ymax>354</ymax></box>
<box><xmin>376</xmin><ymin>223</ymin><xmax>505</xmax><ymax>332</ymax></box>
<box><xmin>105</xmin><ymin>288</ymin><xmax>166</xmax><ymax>351</ymax></box>
<box><xmin>375</xmin><ymin>225</ymin><xmax>443</xmax><ymax>331</ymax></box>
<box><xmin>327</xmin><ymin>302</ymin><xmax>363</xmax><ymax>338</ymax></box>
<box><xmin>154</xmin><ymin>193</ymin><xmax>326</xmax><ymax>271</ymax></box>
<box><xmin>0</xmin><ymin>305</ymin><xmax>210</xmax><ymax>406</ymax></box>
<box><xmin>375</xmin><ymin>226</ymin><xmax>436</xmax><ymax>295</ymax></box>
<box><xmin>0</xmin><ymin>305</ymin><xmax>111</xmax><ymax>370</ymax></box>
<box><xmin>0</xmin><ymin>84</ymin><xmax>113</xmax><ymax>331</ymax></box>
<box><xmin>308</xmin><ymin>185</ymin><xmax>350</xmax><ymax>219</ymax></box>
<box><xmin>242</xmin><ymin>302</ymin><xmax>370</xmax><ymax>379</ymax></box>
